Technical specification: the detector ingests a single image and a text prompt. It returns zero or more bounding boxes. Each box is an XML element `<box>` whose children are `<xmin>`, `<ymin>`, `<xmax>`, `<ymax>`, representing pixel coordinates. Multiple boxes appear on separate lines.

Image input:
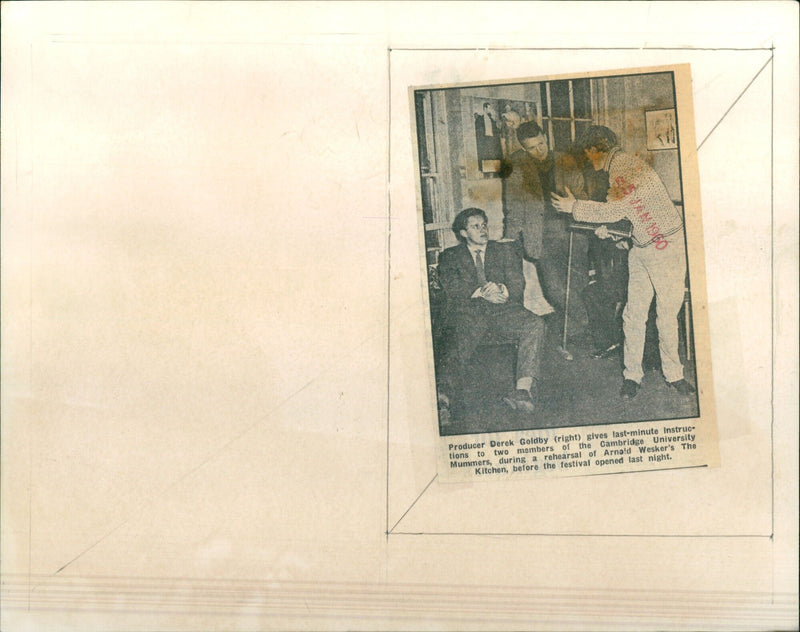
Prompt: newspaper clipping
<box><xmin>410</xmin><ymin>65</ymin><xmax>719</xmax><ymax>482</ymax></box>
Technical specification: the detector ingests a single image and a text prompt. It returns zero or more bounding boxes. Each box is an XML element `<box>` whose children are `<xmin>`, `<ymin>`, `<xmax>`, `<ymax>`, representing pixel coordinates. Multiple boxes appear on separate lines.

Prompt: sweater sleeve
<box><xmin>572</xmin><ymin>198</ymin><xmax>630</xmax><ymax>224</ymax></box>
<box><xmin>571</xmin><ymin>151</ymin><xmax>636</xmax><ymax>224</ymax></box>
<box><xmin>575</xmin><ymin>151</ymin><xmax>683</xmax><ymax>247</ymax></box>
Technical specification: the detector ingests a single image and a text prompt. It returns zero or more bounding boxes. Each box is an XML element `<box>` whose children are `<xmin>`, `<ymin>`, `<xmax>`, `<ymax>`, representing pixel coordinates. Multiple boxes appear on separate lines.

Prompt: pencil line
<box><xmin>697</xmin><ymin>55</ymin><xmax>772</xmax><ymax>150</ymax></box>
<box><xmin>769</xmin><ymin>45</ymin><xmax>775</xmax><ymax>542</ymax></box>
<box><xmin>390</xmin><ymin>46</ymin><xmax>772</xmax><ymax>52</ymax></box>
<box><xmin>385</xmin><ymin>46</ymin><xmax>393</xmax><ymax>539</ymax></box>
<box><xmin>769</xmin><ymin>45</ymin><xmax>775</xmax><ymax>616</ymax></box>
<box><xmin>51</xmin><ymin>377</ymin><xmax>317</xmax><ymax>576</ymax></box>
<box><xmin>391</xmin><ymin>532</ymin><xmax>773</xmax><ymax>538</ymax></box>
<box><xmin>388</xmin><ymin>473</ymin><xmax>438</xmax><ymax>534</ymax></box>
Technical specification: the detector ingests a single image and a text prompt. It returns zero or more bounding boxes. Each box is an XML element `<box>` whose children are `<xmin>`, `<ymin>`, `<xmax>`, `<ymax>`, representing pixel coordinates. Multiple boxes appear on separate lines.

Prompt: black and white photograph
<box><xmin>413</xmin><ymin>68</ymin><xmax>710</xmax><ymax>447</ymax></box>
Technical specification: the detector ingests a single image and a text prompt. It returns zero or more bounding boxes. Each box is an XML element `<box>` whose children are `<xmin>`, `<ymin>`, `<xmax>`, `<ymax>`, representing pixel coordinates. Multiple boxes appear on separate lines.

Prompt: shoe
<box><xmin>557</xmin><ymin>346</ymin><xmax>574</xmax><ymax>361</ymax></box>
<box><xmin>667</xmin><ymin>379</ymin><xmax>696</xmax><ymax>395</ymax></box>
<box><xmin>590</xmin><ymin>342</ymin><xmax>621</xmax><ymax>359</ymax></box>
<box><xmin>502</xmin><ymin>389</ymin><xmax>535</xmax><ymax>413</ymax></box>
<box><xmin>530</xmin><ymin>296</ymin><xmax>555</xmax><ymax>316</ymax></box>
<box><xmin>620</xmin><ymin>379</ymin><xmax>640</xmax><ymax>399</ymax></box>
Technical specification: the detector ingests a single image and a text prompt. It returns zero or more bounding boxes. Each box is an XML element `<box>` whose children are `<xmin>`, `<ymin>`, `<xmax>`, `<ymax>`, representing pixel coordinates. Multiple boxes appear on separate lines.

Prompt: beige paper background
<box><xmin>2</xmin><ymin>2</ymin><xmax>797</xmax><ymax>630</ymax></box>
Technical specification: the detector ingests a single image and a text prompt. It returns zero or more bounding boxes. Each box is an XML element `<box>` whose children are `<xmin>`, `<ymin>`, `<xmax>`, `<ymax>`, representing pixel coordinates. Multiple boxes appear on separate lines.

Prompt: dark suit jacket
<box><xmin>502</xmin><ymin>150</ymin><xmax>586</xmax><ymax>260</ymax></box>
<box><xmin>437</xmin><ymin>241</ymin><xmax>525</xmax><ymax>319</ymax></box>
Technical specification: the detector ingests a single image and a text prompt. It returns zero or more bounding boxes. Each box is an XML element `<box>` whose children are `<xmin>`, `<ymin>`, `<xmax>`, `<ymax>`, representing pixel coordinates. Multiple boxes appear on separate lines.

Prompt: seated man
<box><xmin>436</xmin><ymin>208</ymin><xmax>545</xmax><ymax>419</ymax></box>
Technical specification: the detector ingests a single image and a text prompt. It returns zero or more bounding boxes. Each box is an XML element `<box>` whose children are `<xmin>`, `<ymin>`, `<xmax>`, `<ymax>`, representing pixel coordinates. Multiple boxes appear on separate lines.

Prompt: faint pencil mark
<box><xmin>385</xmin><ymin>44</ymin><xmax>393</xmax><ymax>541</ymax></box>
<box><xmin>391</xmin><ymin>532</ymin><xmax>773</xmax><ymax>538</ymax></box>
<box><xmin>389</xmin><ymin>46</ymin><xmax>773</xmax><ymax>52</ymax></box>
<box><xmin>52</xmin><ymin>376</ymin><xmax>317</xmax><ymax>575</ymax></box>
<box><xmin>769</xmin><ymin>47</ymin><xmax>775</xmax><ymax>541</ymax></box>
<box><xmin>48</xmin><ymin>318</ymin><xmax>387</xmax><ymax>577</ymax></box>
<box><xmin>697</xmin><ymin>55</ymin><xmax>772</xmax><ymax>151</ymax></box>
<box><xmin>388</xmin><ymin>474</ymin><xmax>438</xmax><ymax>534</ymax></box>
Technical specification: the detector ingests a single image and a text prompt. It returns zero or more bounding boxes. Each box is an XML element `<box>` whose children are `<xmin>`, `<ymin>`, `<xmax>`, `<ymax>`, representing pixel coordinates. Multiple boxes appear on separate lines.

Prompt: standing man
<box><xmin>502</xmin><ymin>120</ymin><xmax>586</xmax><ymax>348</ymax></box>
<box><xmin>551</xmin><ymin>125</ymin><xmax>695</xmax><ymax>398</ymax></box>
<box><xmin>436</xmin><ymin>208</ymin><xmax>545</xmax><ymax>418</ymax></box>
<box><xmin>581</xmin><ymin>166</ymin><xmax>629</xmax><ymax>359</ymax></box>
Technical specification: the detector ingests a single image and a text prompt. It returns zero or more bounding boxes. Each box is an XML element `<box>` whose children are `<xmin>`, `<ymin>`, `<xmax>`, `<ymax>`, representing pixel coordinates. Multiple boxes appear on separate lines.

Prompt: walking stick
<box><xmin>561</xmin><ymin>230</ymin><xmax>574</xmax><ymax>358</ymax></box>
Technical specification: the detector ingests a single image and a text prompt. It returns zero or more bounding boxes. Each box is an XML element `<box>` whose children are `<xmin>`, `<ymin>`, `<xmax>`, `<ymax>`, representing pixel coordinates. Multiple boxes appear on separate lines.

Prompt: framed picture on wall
<box><xmin>464</xmin><ymin>97</ymin><xmax>542</xmax><ymax>179</ymax></box>
<box><xmin>645</xmin><ymin>107</ymin><xmax>678</xmax><ymax>150</ymax></box>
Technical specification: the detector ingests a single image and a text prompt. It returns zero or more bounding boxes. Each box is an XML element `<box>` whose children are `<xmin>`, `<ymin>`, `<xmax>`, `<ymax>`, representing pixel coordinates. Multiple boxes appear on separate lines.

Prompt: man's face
<box><xmin>584</xmin><ymin>146</ymin><xmax>605</xmax><ymax>171</ymax></box>
<box><xmin>460</xmin><ymin>215</ymin><xmax>489</xmax><ymax>247</ymax></box>
<box><xmin>520</xmin><ymin>133</ymin><xmax>549</xmax><ymax>162</ymax></box>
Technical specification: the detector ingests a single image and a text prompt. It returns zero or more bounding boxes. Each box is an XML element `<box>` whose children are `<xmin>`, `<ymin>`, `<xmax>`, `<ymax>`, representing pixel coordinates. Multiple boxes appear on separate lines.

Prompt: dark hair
<box><xmin>516</xmin><ymin>120</ymin><xmax>545</xmax><ymax>142</ymax></box>
<box><xmin>576</xmin><ymin>125</ymin><xmax>619</xmax><ymax>153</ymax></box>
<box><xmin>451</xmin><ymin>208</ymin><xmax>488</xmax><ymax>241</ymax></box>
<box><xmin>566</xmin><ymin>140</ymin><xmax>592</xmax><ymax>168</ymax></box>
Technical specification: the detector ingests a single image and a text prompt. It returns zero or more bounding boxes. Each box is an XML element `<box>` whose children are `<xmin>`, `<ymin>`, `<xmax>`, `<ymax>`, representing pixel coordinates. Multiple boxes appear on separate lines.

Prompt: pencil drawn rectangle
<box><xmin>409</xmin><ymin>65</ymin><xmax>718</xmax><ymax>482</ymax></box>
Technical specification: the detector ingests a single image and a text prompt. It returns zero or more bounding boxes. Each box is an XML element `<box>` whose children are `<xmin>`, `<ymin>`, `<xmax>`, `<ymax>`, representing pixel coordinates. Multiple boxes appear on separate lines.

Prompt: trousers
<box><xmin>441</xmin><ymin>303</ymin><xmax>545</xmax><ymax>396</ymax></box>
<box><xmin>622</xmin><ymin>229</ymin><xmax>687</xmax><ymax>383</ymax></box>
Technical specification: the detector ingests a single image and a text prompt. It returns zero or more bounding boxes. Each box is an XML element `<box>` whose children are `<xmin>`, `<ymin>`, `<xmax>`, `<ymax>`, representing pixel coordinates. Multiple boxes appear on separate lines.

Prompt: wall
<box><xmin>438</xmin><ymin>84</ymin><xmax>543</xmax><ymax>244</ymax></box>
<box><xmin>427</xmin><ymin>71</ymin><xmax>685</xmax><ymax>253</ymax></box>
<box><xmin>602</xmin><ymin>73</ymin><xmax>681</xmax><ymax>201</ymax></box>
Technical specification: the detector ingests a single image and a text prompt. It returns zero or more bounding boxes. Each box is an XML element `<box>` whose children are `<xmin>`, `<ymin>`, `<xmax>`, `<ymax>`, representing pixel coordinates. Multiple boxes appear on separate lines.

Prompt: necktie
<box><xmin>475</xmin><ymin>251</ymin><xmax>487</xmax><ymax>285</ymax></box>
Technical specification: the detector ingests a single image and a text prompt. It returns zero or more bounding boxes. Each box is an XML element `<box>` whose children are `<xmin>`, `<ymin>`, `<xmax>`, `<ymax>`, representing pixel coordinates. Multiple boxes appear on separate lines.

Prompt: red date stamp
<box><xmin>612</xmin><ymin>176</ymin><xmax>668</xmax><ymax>249</ymax></box>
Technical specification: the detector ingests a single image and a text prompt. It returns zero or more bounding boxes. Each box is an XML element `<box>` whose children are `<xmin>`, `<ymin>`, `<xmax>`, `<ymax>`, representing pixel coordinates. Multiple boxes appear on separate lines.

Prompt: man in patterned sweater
<box><xmin>551</xmin><ymin>125</ymin><xmax>695</xmax><ymax>399</ymax></box>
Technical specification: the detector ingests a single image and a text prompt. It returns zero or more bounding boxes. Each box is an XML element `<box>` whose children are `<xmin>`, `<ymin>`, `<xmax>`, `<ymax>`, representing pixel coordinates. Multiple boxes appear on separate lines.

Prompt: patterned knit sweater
<box><xmin>572</xmin><ymin>148</ymin><xmax>683</xmax><ymax>248</ymax></box>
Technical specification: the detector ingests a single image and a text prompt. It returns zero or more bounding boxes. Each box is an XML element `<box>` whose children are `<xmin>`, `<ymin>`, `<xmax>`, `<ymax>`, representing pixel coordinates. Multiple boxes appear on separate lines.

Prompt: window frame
<box><xmin>542</xmin><ymin>78</ymin><xmax>594</xmax><ymax>151</ymax></box>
